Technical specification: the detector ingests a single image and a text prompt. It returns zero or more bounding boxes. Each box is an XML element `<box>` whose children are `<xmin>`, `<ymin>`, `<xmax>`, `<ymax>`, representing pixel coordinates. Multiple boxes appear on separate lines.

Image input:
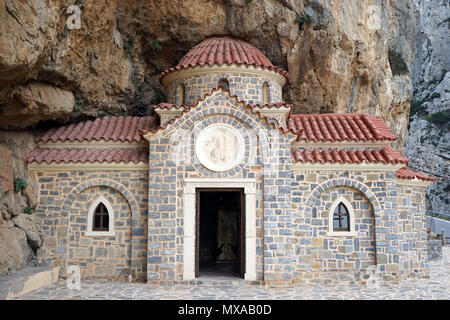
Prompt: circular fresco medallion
<box><xmin>195</xmin><ymin>124</ymin><xmax>244</xmax><ymax>172</ymax></box>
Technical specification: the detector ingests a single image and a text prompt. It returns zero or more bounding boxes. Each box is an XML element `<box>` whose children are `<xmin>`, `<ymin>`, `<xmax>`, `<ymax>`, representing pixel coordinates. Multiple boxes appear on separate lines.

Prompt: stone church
<box><xmin>26</xmin><ymin>37</ymin><xmax>435</xmax><ymax>285</ymax></box>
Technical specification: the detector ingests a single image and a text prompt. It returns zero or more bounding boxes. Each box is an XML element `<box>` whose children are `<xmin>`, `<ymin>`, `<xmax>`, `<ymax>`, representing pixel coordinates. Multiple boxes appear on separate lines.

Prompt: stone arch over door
<box><xmin>62</xmin><ymin>178</ymin><xmax>140</xmax><ymax>277</ymax></box>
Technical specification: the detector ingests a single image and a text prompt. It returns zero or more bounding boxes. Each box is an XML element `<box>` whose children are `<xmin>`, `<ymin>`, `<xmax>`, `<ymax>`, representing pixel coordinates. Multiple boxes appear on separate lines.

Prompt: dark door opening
<box><xmin>196</xmin><ymin>189</ymin><xmax>245</xmax><ymax>278</ymax></box>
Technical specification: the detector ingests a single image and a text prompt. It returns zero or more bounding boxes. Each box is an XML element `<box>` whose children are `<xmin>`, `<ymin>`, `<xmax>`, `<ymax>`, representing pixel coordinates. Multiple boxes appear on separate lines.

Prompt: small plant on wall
<box><xmin>24</xmin><ymin>206</ymin><xmax>33</xmax><ymax>215</ymax></box>
<box><xmin>388</xmin><ymin>49</ymin><xmax>409</xmax><ymax>75</ymax></box>
<box><xmin>123</xmin><ymin>35</ymin><xmax>136</xmax><ymax>56</ymax></box>
<box><xmin>14</xmin><ymin>177</ymin><xmax>27</xmax><ymax>193</ymax></box>
<box><xmin>295</xmin><ymin>13</ymin><xmax>312</xmax><ymax>29</ymax></box>
<box><xmin>150</xmin><ymin>39</ymin><xmax>163</xmax><ymax>52</ymax></box>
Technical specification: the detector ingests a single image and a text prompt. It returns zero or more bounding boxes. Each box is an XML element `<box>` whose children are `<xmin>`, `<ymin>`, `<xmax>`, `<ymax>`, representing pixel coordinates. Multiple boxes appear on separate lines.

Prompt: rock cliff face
<box><xmin>0</xmin><ymin>0</ymin><xmax>424</xmax><ymax>274</ymax></box>
<box><xmin>405</xmin><ymin>0</ymin><xmax>449</xmax><ymax>214</ymax></box>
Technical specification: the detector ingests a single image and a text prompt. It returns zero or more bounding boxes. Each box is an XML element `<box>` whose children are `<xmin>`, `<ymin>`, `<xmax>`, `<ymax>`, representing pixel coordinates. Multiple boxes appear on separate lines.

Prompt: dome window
<box><xmin>262</xmin><ymin>82</ymin><xmax>270</xmax><ymax>104</ymax></box>
<box><xmin>218</xmin><ymin>78</ymin><xmax>229</xmax><ymax>91</ymax></box>
<box><xmin>178</xmin><ymin>83</ymin><xmax>186</xmax><ymax>105</ymax></box>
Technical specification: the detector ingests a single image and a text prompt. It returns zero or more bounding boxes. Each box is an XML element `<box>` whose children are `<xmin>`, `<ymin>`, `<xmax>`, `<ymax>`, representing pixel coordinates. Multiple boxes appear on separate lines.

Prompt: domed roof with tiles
<box><xmin>159</xmin><ymin>37</ymin><xmax>291</xmax><ymax>83</ymax></box>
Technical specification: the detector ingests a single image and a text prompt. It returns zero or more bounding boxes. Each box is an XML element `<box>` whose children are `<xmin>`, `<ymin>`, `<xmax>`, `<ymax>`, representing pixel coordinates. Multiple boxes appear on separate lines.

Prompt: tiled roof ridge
<box><xmin>139</xmin><ymin>86</ymin><xmax>301</xmax><ymax>139</ymax></box>
<box><xmin>26</xmin><ymin>147</ymin><xmax>148</xmax><ymax>164</ymax></box>
<box><xmin>249</xmin><ymin>101</ymin><xmax>294</xmax><ymax>109</ymax></box>
<box><xmin>35</xmin><ymin>116</ymin><xmax>157</xmax><ymax>144</ymax></box>
<box><xmin>288</xmin><ymin>113</ymin><xmax>397</xmax><ymax>142</ymax></box>
<box><xmin>396</xmin><ymin>165</ymin><xmax>437</xmax><ymax>182</ymax></box>
<box><xmin>159</xmin><ymin>37</ymin><xmax>291</xmax><ymax>84</ymax></box>
<box><xmin>153</xmin><ymin>103</ymin><xmax>189</xmax><ymax>110</ymax></box>
<box><xmin>291</xmin><ymin>147</ymin><xmax>409</xmax><ymax>165</ymax></box>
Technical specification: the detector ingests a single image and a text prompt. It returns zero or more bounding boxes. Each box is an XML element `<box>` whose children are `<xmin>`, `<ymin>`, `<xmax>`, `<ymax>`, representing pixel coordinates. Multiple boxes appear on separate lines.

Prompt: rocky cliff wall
<box><xmin>0</xmin><ymin>0</ymin><xmax>422</xmax><ymax>274</ymax></box>
<box><xmin>405</xmin><ymin>0</ymin><xmax>449</xmax><ymax>214</ymax></box>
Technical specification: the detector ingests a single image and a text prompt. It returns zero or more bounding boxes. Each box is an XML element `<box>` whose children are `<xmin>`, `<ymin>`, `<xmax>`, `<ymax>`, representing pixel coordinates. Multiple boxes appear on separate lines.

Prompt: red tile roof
<box><xmin>159</xmin><ymin>37</ymin><xmax>291</xmax><ymax>83</ymax></box>
<box><xmin>287</xmin><ymin>113</ymin><xmax>397</xmax><ymax>143</ymax></box>
<box><xmin>250</xmin><ymin>101</ymin><xmax>294</xmax><ymax>109</ymax></box>
<box><xmin>140</xmin><ymin>87</ymin><xmax>296</xmax><ymax>137</ymax></box>
<box><xmin>396</xmin><ymin>166</ymin><xmax>436</xmax><ymax>181</ymax></box>
<box><xmin>36</xmin><ymin>116</ymin><xmax>157</xmax><ymax>143</ymax></box>
<box><xmin>26</xmin><ymin>148</ymin><xmax>147</xmax><ymax>164</ymax></box>
<box><xmin>154</xmin><ymin>103</ymin><xmax>187</xmax><ymax>110</ymax></box>
<box><xmin>291</xmin><ymin>146</ymin><xmax>409</xmax><ymax>164</ymax></box>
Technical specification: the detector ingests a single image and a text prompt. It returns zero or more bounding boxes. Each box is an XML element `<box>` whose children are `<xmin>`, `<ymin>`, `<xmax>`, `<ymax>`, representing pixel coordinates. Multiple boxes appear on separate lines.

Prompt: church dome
<box><xmin>159</xmin><ymin>37</ymin><xmax>291</xmax><ymax>84</ymax></box>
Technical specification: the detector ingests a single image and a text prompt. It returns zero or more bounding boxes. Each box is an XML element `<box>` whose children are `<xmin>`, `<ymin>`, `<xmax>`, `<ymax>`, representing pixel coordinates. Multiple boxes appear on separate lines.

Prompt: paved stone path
<box><xmin>11</xmin><ymin>247</ymin><xmax>450</xmax><ymax>300</ymax></box>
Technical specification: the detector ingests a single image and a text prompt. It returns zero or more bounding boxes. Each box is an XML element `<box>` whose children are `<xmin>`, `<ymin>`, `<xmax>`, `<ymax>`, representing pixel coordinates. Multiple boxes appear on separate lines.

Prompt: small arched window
<box><xmin>333</xmin><ymin>203</ymin><xmax>350</xmax><ymax>231</ymax></box>
<box><xmin>178</xmin><ymin>83</ymin><xmax>185</xmax><ymax>105</ymax></box>
<box><xmin>218</xmin><ymin>78</ymin><xmax>229</xmax><ymax>91</ymax></box>
<box><xmin>86</xmin><ymin>197</ymin><xmax>115</xmax><ymax>236</ymax></box>
<box><xmin>327</xmin><ymin>196</ymin><xmax>357</xmax><ymax>237</ymax></box>
<box><xmin>262</xmin><ymin>82</ymin><xmax>270</xmax><ymax>104</ymax></box>
<box><xmin>93</xmin><ymin>203</ymin><xmax>109</xmax><ymax>231</ymax></box>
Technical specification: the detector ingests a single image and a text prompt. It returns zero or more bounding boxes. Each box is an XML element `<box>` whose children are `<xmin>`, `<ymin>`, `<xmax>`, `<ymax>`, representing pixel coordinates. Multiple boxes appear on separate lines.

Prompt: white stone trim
<box><xmin>396</xmin><ymin>178</ymin><xmax>433</xmax><ymax>187</ymax></box>
<box><xmin>154</xmin><ymin>107</ymin><xmax>185</xmax><ymax>127</ymax></box>
<box><xmin>28</xmin><ymin>162</ymin><xmax>148</xmax><ymax>171</ymax></box>
<box><xmin>326</xmin><ymin>196</ymin><xmax>357</xmax><ymax>237</ymax></box>
<box><xmin>292</xmin><ymin>140</ymin><xmax>391</xmax><ymax>149</ymax></box>
<box><xmin>162</xmin><ymin>63</ymin><xmax>286</xmax><ymax>88</ymax></box>
<box><xmin>292</xmin><ymin>162</ymin><xmax>404</xmax><ymax>172</ymax></box>
<box><xmin>85</xmin><ymin>196</ymin><xmax>115</xmax><ymax>237</ymax></box>
<box><xmin>183</xmin><ymin>178</ymin><xmax>257</xmax><ymax>281</ymax></box>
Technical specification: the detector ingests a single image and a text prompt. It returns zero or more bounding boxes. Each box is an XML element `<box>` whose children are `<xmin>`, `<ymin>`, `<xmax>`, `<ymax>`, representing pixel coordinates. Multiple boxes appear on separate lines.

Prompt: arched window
<box><xmin>262</xmin><ymin>82</ymin><xmax>270</xmax><ymax>104</ymax></box>
<box><xmin>268</xmin><ymin>118</ymin><xmax>279</xmax><ymax>127</ymax></box>
<box><xmin>86</xmin><ymin>197</ymin><xmax>115</xmax><ymax>236</ymax></box>
<box><xmin>93</xmin><ymin>203</ymin><xmax>109</xmax><ymax>231</ymax></box>
<box><xmin>333</xmin><ymin>203</ymin><xmax>350</xmax><ymax>231</ymax></box>
<box><xmin>178</xmin><ymin>83</ymin><xmax>185</xmax><ymax>105</ymax></box>
<box><xmin>327</xmin><ymin>196</ymin><xmax>357</xmax><ymax>236</ymax></box>
<box><xmin>218</xmin><ymin>78</ymin><xmax>229</xmax><ymax>91</ymax></box>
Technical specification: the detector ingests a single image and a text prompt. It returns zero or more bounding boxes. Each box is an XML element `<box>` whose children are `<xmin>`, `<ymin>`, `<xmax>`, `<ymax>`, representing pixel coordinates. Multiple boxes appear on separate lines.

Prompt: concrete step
<box><xmin>0</xmin><ymin>266</ymin><xmax>59</xmax><ymax>300</ymax></box>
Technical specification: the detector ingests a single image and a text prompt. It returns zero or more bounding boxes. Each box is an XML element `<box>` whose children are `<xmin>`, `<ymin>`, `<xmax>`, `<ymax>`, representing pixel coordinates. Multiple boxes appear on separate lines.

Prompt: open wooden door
<box><xmin>238</xmin><ymin>190</ymin><xmax>246</xmax><ymax>278</ymax></box>
<box><xmin>195</xmin><ymin>190</ymin><xmax>200</xmax><ymax>278</ymax></box>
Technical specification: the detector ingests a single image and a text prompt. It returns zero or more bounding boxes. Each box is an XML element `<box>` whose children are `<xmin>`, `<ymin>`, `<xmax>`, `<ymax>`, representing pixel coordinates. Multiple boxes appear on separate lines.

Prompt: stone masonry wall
<box><xmin>33</xmin><ymin>169</ymin><xmax>148</xmax><ymax>280</ymax></box>
<box><xmin>166</xmin><ymin>70</ymin><xmax>283</xmax><ymax>106</ymax></box>
<box><xmin>397</xmin><ymin>183</ymin><xmax>429</xmax><ymax>279</ymax></box>
<box><xmin>293</xmin><ymin>185</ymin><xmax>376</xmax><ymax>283</ymax></box>
<box><xmin>291</xmin><ymin>170</ymin><xmax>401</xmax><ymax>283</ymax></box>
<box><xmin>67</xmin><ymin>186</ymin><xmax>131</xmax><ymax>280</ymax></box>
<box><xmin>146</xmin><ymin>89</ymin><xmax>294</xmax><ymax>284</ymax></box>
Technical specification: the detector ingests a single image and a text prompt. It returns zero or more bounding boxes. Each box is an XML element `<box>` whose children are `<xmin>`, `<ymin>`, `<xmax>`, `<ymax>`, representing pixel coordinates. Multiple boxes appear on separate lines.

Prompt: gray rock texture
<box><xmin>405</xmin><ymin>0</ymin><xmax>449</xmax><ymax>214</ymax></box>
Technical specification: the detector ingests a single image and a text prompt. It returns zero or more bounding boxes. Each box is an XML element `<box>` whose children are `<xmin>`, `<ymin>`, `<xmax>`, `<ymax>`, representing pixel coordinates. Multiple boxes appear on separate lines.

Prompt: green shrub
<box><xmin>388</xmin><ymin>49</ymin><xmax>408</xmax><ymax>75</ymax></box>
<box><xmin>295</xmin><ymin>14</ymin><xmax>312</xmax><ymax>28</ymax></box>
<box><xmin>74</xmin><ymin>98</ymin><xmax>84</xmax><ymax>111</ymax></box>
<box><xmin>150</xmin><ymin>39</ymin><xmax>163</xmax><ymax>52</ymax></box>
<box><xmin>14</xmin><ymin>178</ymin><xmax>27</xmax><ymax>193</ymax></box>
<box><xmin>410</xmin><ymin>99</ymin><xmax>427</xmax><ymax>117</ymax></box>
<box><xmin>443</xmin><ymin>184</ymin><xmax>450</xmax><ymax>193</ymax></box>
<box><xmin>429</xmin><ymin>92</ymin><xmax>441</xmax><ymax>100</ymax></box>
<box><xmin>24</xmin><ymin>206</ymin><xmax>33</xmax><ymax>215</ymax></box>
<box><xmin>426</xmin><ymin>110</ymin><xmax>450</xmax><ymax>126</ymax></box>
<box><xmin>151</xmin><ymin>89</ymin><xmax>166</xmax><ymax>105</ymax></box>
<box><xmin>245</xmin><ymin>0</ymin><xmax>252</xmax><ymax>4</ymax></box>
<box><xmin>123</xmin><ymin>35</ymin><xmax>136</xmax><ymax>56</ymax></box>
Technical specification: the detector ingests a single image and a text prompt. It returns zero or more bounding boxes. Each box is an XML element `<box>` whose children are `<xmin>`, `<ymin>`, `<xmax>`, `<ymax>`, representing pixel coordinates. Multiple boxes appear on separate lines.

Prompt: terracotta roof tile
<box><xmin>291</xmin><ymin>147</ymin><xmax>409</xmax><ymax>165</ymax></box>
<box><xmin>36</xmin><ymin>116</ymin><xmax>157</xmax><ymax>143</ymax></box>
<box><xmin>26</xmin><ymin>148</ymin><xmax>148</xmax><ymax>164</ymax></box>
<box><xmin>159</xmin><ymin>37</ymin><xmax>291</xmax><ymax>83</ymax></box>
<box><xmin>153</xmin><ymin>103</ymin><xmax>189</xmax><ymax>110</ymax></box>
<box><xmin>287</xmin><ymin>114</ymin><xmax>397</xmax><ymax>142</ymax></box>
<box><xmin>396</xmin><ymin>166</ymin><xmax>436</xmax><ymax>181</ymax></box>
<box><xmin>249</xmin><ymin>101</ymin><xmax>294</xmax><ymax>109</ymax></box>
